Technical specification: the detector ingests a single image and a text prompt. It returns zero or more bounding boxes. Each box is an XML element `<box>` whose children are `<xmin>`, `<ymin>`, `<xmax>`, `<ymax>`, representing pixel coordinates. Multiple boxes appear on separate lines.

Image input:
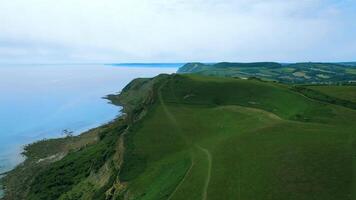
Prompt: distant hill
<box><xmin>178</xmin><ymin>62</ymin><xmax>356</xmax><ymax>84</ymax></box>
<box><xmin>339</xmin><ymin>62</ymin><xmax>356</xmax><ymax>66</ymax></box>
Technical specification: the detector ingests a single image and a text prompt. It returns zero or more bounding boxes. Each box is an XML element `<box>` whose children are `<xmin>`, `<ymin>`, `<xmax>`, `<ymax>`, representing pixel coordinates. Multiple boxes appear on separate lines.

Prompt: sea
<box><xmin>0</xmin><ymin>63</ymin><xmax>180</xmax><ymax>185</ymax></box>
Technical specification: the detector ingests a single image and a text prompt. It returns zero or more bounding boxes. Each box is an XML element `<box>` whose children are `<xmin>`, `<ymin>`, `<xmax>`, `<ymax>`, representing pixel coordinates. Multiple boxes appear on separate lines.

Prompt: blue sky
<box><xmin>0</xmin><ymin>0</ymin><xmax>355</xmax><ymax>63</ymax></box>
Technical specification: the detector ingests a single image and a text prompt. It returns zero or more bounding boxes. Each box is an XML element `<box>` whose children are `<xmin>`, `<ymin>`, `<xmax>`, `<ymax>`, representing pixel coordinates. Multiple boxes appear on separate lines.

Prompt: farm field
<box><xmin>178</xmin><ymin>62</ymin><xmax>356</xmax><ymax>84</ymax></box>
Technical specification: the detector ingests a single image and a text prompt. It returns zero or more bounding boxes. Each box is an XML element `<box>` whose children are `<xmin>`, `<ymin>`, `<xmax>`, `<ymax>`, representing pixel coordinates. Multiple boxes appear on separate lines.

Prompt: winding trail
<box><xmin>196</xmin><ymin>145</ymin><xmax>212</xmax><ymax>200</ymax></box>
<box><xmin>167</xmin><ymin>156</ymin><xmax>195</xmax><ymax>200</ymax></box>
<box><xmin>158</xmin><ymin>80</ymin><xmax>213</xmax><ymax>200</ymax></box>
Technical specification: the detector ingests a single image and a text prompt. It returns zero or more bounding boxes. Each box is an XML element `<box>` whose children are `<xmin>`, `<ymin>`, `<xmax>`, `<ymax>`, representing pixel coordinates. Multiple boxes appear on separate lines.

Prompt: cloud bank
<box><xmin>0</xmin><ymin>0</ymin><xmax>355</xmax><ymax>63</ymax></box>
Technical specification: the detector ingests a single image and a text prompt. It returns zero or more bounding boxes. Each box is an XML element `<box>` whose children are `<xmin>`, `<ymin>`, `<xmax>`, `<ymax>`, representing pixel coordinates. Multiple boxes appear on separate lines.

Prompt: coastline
<box><xmin>0</xmin><ymin>115</ymin><xmax>124</xmax><ymax>199</ymax></box>
<box><xmin>0</xmin><ymin>73</ymin><xmax>169</xmax><ymax>199</ymax></box>
<box><xmin>0</xmin><ymin>174</ymin><xmax>5</xmax><ymax>198</ymax></box>
<box><xmin>0</xmin><ymin>101</ymin><xmax>123</xmax><ymax>199</ymax></box>
<box><xmin>0</xmin><ymin>64</ymin><xmax>179</xmax><ymax>187</ymax></box>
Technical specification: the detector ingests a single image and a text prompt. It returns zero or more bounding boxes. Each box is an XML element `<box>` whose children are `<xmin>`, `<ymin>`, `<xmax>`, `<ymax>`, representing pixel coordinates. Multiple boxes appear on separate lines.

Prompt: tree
<box><xmin>62</xmin><ymin>129</ymin><xmax>74</xmax><ymax>137</ymax></box>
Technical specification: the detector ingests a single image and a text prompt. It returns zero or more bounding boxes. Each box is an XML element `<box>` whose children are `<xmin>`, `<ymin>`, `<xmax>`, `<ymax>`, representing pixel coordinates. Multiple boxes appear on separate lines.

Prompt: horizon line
<box><xmin>0</xmin><ymin>61</ymin><xmax>356</xmax><ymax>65</ymax></box>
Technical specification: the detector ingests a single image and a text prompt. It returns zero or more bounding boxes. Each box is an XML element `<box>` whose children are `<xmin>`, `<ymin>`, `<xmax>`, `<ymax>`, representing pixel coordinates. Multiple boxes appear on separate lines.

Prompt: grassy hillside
<box><xmin>2</xmin><ymin>73</ymin><xmax>356</xmax><ymax>200</ymax></box>
<box><xmin>178</xmin><ymin>62</ymin><xmax>356</xmax><ymax>84</ymax></box>
<box><xmin>117</xmin><ymin>74</ymin><xmax>356</xmax><ymax>200</ymax></box>
<box><xmin>307</xmin><ymin>85</ymin><xmax>356</xmax><ymax>103</ymax></box>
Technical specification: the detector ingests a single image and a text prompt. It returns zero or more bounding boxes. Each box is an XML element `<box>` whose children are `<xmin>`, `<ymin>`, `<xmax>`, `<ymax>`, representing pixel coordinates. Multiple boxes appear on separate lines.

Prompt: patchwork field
<box><xmin>178</xmin><ymin>62</ymin><xmax>356</xmax><ymax>83</ymax></box>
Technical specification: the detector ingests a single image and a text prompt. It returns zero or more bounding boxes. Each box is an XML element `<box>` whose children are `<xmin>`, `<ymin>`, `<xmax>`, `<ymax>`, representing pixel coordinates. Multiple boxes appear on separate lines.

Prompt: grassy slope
<box><xmin>307</xmin><ymin>85</ymin><xmax>356</xmax><ymax>103</ymax></box>
<box><xmin>120</xmin><ymin>74</ymin><xmax>356</xmax><ymax>200</ymax></box>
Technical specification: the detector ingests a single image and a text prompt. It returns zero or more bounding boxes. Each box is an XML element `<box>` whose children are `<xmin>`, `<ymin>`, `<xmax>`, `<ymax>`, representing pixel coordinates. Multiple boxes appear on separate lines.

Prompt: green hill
<box><xmin>114</xmin><ymin>74</ymin><xmax>356</xmax><ymax>200</ymax></box>
<box><xmin>2</xmin><ymin>74</ymin><xmax>356</xmax><ymax>200</ymax></box>
<box><xmin>178</xmin><ymin>62</ymin><xmax>356</xmax><ymax>84</ymax></box>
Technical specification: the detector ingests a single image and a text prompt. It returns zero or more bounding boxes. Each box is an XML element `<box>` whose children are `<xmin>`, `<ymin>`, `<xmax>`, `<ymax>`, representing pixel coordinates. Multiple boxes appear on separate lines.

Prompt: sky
<box><xmin>0</xmin><ymin>0</ymin><xmax>355</xmax><ymax>63</ymax></box>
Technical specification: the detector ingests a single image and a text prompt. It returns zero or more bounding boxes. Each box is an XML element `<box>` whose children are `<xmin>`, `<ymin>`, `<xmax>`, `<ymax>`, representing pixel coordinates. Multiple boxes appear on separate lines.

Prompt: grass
<box><xmin>307</xmin><ymin>85</ymin><xmax>356</xmax><ymax>103</ymax></box>
<box><xmin>4</xmin><ymin>73</ymin><xmax>356</xmax><ymax>200</ymax></box>
<box><xmin>119</xmin><ymin>74</ymin><xmax>356</xmax><ymax>200</ymax></box>
<box><xmin>346</xmin><ymin>68</ymin><xmax>356</xmax><ymax>75</ymax></box>
<box><xmin>292</xmin><ymin>86</ymin><xmax>356</xmax><ymax>110</ymax></box>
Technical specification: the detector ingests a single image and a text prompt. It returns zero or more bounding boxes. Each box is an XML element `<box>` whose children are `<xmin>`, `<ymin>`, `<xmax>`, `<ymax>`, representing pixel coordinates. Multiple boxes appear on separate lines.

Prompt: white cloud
<box><xmin>0</xmin><ymin>0</ymin><xmax>355</xmax><ymax>63</ymax></box>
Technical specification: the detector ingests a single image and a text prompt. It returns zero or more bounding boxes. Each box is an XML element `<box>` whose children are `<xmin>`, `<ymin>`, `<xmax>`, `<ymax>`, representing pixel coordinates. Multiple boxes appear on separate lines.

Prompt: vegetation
<box><xmin>1</xmin><ymin>118</ymin><xmax>128</xmax><ymax>200</ymax></box>
<box><xmin>178</xmin><ymin>62</ymin><xmax>356</xmax><ymax>84</ymax></box>
<box><xmin>306</xmin><ymin>85</ymin><xmax>356</xmax><ymax>103</ymax></box>
<box><xmin>116</xmin><ymin>74</ymin><xmax>356</xmax><ymax>199</ymax></box>
<box><xmin>292</xmin><ymin>86</ymin><xmax>356</xmax><ymax>110</ymax></box>
<box><xmin>27</xmin><ymin>124</ymin><xmax>127</xmax><ymax>200</ymax></box>
<box><xmin>2</xmin><ymin>71</ymin><xmax>356</xmax><ymax>200</ymax></box>
<box><xmin>0</xmin><ymin>127</ymin><xmax>100</xmax><ymax>200</ymax></box>
<box><xmin>1</xmin><ymin>74</ymin><xmax>159</xmax><ymax>200</ymax></box>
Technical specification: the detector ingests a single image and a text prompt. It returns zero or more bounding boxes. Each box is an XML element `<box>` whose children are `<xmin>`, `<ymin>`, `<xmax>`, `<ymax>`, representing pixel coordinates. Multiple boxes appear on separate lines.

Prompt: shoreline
<box><xmin>0</xmin><ymin>98</ymin><xmax>122</xmax><ymax>172</ymax></box>
<box><xmin>0</xmin><ymin>174</ymin><xmax>4</xmax><ymax>198</ymax></box>
<box><xmin>0</xmin><ymin>114</ymin><xmax>125</xmax><ymax>199</ymax></box>
<box><xmin>0</xmin><ymin>65</ymin><xmax>178</xmax><ymax>199</ymax></box>
<box><xmin>0</xmin><ymin>102</ymin><xmax>123</xmax><ymax>199</ymax></box>
<box><xmin>0</xmin><ymin>74</ymin><xmax>169</xmax><ymax>199</ymax></box>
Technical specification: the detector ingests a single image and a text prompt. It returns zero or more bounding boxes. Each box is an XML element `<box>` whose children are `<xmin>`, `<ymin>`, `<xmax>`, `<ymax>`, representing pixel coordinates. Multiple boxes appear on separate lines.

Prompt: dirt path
<box><xmin>196</xmin><ymin>145</ymin><xmax>212</xmax><ymax>200</ymax></box>
<box><xmin>158</xmin><ymin>80</ymin><xmax>179</xmax><ymax>126</ymax></box>
<box><xmin>167</xmin><ymin>156</ymin><xmax>195</xmax><ymax>200</ymax></box>
<box><xmin>158</xmin><ymin>81</ymin><xmax>212</xmax><ymax>200</ymax></box>
<box><xmin>159</xmin><ymin>81</ymin><xmax>194</xmax><ymax>200</ymax></box>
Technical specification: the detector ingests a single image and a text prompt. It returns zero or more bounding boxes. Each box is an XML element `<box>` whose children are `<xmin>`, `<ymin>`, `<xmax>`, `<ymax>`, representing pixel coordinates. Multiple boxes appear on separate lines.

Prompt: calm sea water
<box><xmin>0</xmin><ymin>63</ymin><xmax>180</xmax><ymax>175</ymax></box>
